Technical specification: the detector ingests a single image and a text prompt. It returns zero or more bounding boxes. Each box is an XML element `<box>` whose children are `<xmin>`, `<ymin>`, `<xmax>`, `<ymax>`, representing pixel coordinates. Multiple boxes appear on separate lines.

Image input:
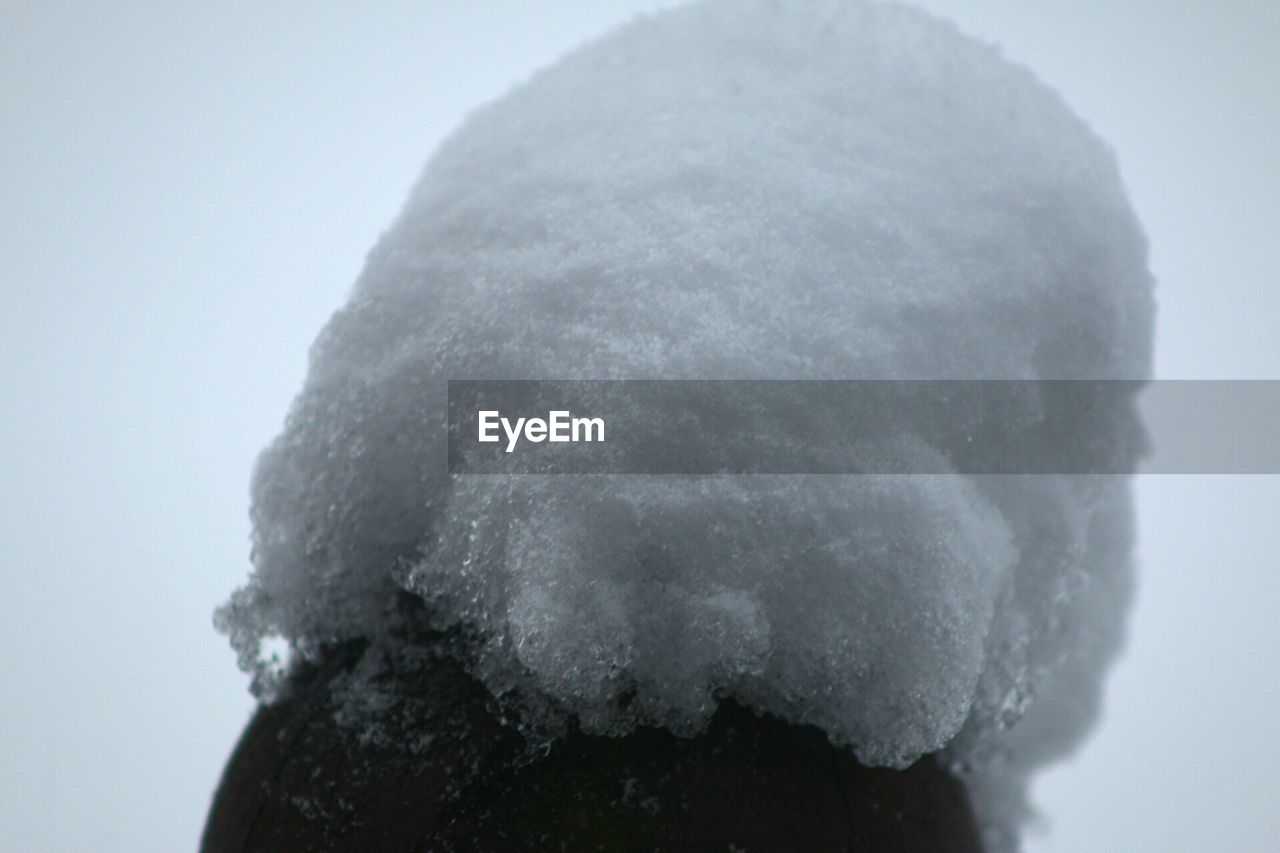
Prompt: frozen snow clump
<box><xmin>217</xmin><ymin>1</ymin><xmax>1154</xmax><ymax>848</ymax></box>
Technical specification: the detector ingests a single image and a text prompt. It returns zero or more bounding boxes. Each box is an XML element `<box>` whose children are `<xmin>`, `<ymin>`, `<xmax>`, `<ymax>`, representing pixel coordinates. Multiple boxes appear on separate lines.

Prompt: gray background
<box><xmin>2</xmin><ymin>1</ymin><xmax>1276</xmax><ymax>849</ymax></box>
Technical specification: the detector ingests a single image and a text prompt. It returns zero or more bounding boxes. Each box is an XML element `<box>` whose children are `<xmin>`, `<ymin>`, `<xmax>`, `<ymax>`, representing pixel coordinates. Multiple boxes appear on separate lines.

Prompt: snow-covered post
<box><xmin>208</xmin><ymin>2</ymin><xmax>1154</xmax><ymax>849</ymax></box>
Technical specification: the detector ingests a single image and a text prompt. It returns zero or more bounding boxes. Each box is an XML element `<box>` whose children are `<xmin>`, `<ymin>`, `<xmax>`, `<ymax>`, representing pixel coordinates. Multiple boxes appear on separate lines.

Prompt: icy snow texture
<box><xmin>217</xmin><ymin>0</ymin><xmax>1153</xmax><ymax>847</ymax></box>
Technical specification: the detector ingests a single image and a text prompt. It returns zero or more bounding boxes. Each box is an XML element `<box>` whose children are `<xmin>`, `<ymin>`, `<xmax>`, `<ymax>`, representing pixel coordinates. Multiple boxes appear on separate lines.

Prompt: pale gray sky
<box><xmin>2</xmin><ymin>2</ymin><xmax>1277</xmax><ymax>850</ymax></box>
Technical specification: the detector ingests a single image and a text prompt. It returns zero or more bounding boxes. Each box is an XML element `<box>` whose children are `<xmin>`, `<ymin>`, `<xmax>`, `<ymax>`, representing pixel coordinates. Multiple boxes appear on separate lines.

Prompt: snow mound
<box><xmin>217</xmin><ymin>1</ymin><xmax>1154</xmax><ymax>847</ymax></box>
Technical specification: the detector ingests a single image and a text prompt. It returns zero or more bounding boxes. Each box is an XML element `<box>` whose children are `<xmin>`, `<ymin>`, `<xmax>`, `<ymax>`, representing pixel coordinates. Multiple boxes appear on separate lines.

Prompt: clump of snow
<box><xmin>216</xmin><ymin>0</ymin><xmax>1154</xmax><ymax>847</ymax></box>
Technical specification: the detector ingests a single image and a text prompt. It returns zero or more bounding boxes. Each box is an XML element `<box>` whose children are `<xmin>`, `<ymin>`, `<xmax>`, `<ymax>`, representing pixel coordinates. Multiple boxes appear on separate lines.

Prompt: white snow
<box><xmin>216</xmin><ymin>1</ymin><xmax>1155</xmax><ymax>847</ymax></box>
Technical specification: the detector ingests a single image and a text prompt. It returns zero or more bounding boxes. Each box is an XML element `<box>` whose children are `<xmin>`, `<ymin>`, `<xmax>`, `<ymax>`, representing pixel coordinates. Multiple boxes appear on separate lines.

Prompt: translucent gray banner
<box><xmin>445</xmin><ymin>380</ymin><xmax>1279</xmax><ymax>475</ymax></box>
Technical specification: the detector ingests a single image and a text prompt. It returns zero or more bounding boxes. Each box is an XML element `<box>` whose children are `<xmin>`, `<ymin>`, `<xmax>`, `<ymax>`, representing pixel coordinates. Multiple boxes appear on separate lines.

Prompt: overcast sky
<box><xmin>2</xmin><ymin>2</ymin><xmax>1277</xmax><ymax>850</ymax></box>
